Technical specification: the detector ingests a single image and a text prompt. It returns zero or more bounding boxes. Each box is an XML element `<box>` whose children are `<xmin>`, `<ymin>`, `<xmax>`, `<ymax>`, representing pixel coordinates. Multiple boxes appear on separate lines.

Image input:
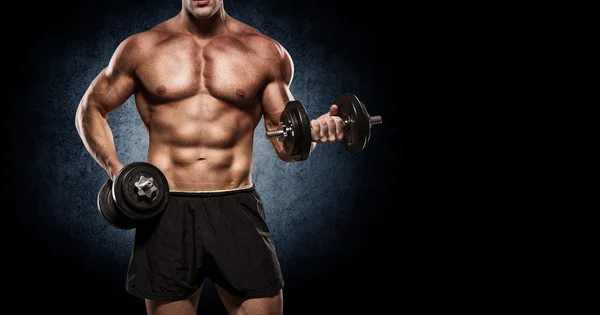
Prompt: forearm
<box><xmin>75</xmin><ymin>100</ymin><xmax>123</xmax><ymax>179</ymax></box>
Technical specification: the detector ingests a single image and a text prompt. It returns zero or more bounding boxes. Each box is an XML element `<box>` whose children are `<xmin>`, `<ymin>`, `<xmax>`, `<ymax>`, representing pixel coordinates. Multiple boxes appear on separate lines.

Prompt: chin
<box><xmin>191</xmin><ymin>7</ymin><xmax>217</xmax><ymax>19</ymax></box>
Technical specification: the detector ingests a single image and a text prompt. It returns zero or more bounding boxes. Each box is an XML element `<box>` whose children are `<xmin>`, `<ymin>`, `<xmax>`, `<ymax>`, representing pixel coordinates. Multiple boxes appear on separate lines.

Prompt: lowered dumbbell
<box><xmin>97</xmin><ymin>162</ymin><xmax>170</xmax><ymax>230</ymax></box>
<box><xmin>265</xmin><ymin>93</ymin><xmax>383</xmax><ymax>161</ymax></box>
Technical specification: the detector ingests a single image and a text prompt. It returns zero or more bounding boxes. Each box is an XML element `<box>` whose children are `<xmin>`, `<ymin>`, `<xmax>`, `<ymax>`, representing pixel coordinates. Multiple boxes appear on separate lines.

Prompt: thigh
<box><xmin>216</xmin><ymin>285</ymin><xmax>283</xmax><ymax>315</ymax></box>
<box><xmin>145</xmin><ymin>285</ymin><xmax>203</xmax><ymax>315</ymax></box>
<box><xmin>127</xmin><ymin>194</ymin><xmax>205</xmax><ymax>299</ymax></box>
<box><xmin>202</xmin><ymin>190</ymin><xmax>284</xmax><ymax>297</ymax></box>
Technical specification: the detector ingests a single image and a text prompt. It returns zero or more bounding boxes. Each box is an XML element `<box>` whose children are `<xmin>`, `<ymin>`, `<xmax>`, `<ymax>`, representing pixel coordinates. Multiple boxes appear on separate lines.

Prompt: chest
<box><xmin>136</xmin><ymin>38</ymin><xmax>270</xmax><ymax>104</ymax></box>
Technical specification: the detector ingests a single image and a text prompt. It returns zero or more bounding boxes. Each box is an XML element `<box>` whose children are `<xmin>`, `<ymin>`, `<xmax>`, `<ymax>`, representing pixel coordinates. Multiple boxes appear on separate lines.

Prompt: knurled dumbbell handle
<box><xmin>266</xmin><ymin>129</ymin><xmax>285</xmax><ymax>138</ymax></box>
<box><xmin>369</xmin><ymin>115</ymin><xmax>383</xmax><ymax>125</ymax></box>
<box><xmin>344</xmin><ymin>115</ymin><xmax>383</xmax><ymax>126</ymax></box>
<box><xmin>267</xmin><ymin>115</ymin><xmax>383</xmax><ymax>139</ymax></box>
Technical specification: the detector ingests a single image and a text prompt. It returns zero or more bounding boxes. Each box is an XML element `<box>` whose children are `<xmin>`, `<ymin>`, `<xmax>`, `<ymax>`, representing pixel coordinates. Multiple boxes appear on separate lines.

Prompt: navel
<box><xmin>236</xmin><ymin>89</ymin><xmax>246</xmax><ymax>98</ymax></box>
<box><xmin>156</xmin><ymin>85</ymin><xmax>167</xmax><ymax>94</ymax></box>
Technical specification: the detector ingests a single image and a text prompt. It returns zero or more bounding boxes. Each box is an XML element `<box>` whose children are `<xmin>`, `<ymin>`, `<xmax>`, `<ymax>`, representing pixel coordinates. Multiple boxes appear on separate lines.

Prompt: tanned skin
<box><xmin>75</xmin><ymin>0</ymin><xmax>343</xmax><ymax>314</ymax></box>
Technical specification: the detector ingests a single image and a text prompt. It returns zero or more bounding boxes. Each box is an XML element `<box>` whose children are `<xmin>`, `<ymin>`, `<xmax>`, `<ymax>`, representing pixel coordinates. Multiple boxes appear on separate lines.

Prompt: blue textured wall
<box><xmin>5</xmin><ymin>0</ymin><xmax>399</xmax><ymax>314</ymax></box>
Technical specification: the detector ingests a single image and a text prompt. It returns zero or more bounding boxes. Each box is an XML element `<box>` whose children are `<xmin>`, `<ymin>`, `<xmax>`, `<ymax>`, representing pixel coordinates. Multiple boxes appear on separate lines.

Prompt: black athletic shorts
<box><xmin>125</xmin><ymin>184</ymin><xmax>284</xmax><ymax>300</ymax></box>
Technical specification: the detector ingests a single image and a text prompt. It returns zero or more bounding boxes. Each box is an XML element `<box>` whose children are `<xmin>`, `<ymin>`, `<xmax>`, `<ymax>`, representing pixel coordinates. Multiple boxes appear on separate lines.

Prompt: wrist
<box><xmin>107</xmin><ymin>162</ymin><xmax>124</xmax><ymax>181</ymax></box>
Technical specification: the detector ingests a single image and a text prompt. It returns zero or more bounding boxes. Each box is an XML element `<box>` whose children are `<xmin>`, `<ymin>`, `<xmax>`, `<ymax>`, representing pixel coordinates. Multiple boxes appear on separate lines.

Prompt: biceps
<box><xmin>260</xmin><ymin>80</ymin><xmax>293</xmax><ymax>130</ymax></box>
<box><xmin>84</xmin><ymin>68</ymin><xmax>136</xmax><ymax>114</ymax></box>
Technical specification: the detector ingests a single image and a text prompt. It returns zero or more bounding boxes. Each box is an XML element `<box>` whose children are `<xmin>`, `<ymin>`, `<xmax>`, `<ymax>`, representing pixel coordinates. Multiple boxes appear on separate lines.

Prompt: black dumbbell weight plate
<box><xmin>97</xmin><ymin>179</ymin><xmax>136</xmax><ymax>230</ymax></box>
<box><xmin>281</xmin><ymin>101</ymin><xmax>312</xmax><ymax>161</ymax></box>
<box><xmin>337</xmin><ymin>93</ymin><xmax>371</xmax><ymax>152</ymax></box>
<box><xmin>112</xmin><ymin>162</ymin><xmax>170</xmax><ymax>220</ymax></box>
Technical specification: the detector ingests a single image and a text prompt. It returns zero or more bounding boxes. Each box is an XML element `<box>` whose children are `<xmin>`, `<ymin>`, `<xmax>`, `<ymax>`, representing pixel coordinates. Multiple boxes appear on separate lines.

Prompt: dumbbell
<box><xmin>97</xmin><ymin>162</ymin><xmax>170</xmax><ymax>230</ymax></box>
<box><xmin>265</xmin><ymin>93</ymin><xmax>383</xmax><ymax>161</ymax></box>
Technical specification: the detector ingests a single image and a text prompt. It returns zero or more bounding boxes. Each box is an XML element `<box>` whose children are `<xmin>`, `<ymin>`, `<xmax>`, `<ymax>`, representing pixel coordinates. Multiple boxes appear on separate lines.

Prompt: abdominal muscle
<box><xmin>140</xmin><ymin>97</ymin><xmax>259</xmax><ymax>192</ymax></box>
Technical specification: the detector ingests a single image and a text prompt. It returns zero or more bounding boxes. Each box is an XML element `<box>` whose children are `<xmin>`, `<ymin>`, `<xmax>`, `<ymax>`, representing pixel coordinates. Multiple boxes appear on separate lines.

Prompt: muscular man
<box><xmin>75</xmin><ymin>0</ymin><xmax>343</xmax><ymax>314</ymax></box>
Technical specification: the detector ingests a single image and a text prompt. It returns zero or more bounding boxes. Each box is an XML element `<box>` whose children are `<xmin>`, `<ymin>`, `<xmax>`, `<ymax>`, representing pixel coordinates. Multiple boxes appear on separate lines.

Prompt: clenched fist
<box><xmin>310</xmin><ymin>105</ymin><xmax>344</xmax><ymax>143</ymax></box>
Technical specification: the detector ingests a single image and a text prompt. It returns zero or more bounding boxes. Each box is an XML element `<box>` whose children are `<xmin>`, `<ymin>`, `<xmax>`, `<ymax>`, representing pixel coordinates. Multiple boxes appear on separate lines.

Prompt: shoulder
<box><xmin>228</xmin><ymin>18</ymin><xmax>292</xmax><ymax>63</ymax></box>
<box><xmin>114</xmin><ymin>28</ymin><xmax>173</xmax><ymax>58</ymax></box>
<box><xmin>227</xmin><ymin>18</ymin><xmax>293</xmax><ymax>81</ymax></box>
<box><xmin>108</xmin><ymin>32</ymin><xmax>156</xmax><ymax>68</ymax></box>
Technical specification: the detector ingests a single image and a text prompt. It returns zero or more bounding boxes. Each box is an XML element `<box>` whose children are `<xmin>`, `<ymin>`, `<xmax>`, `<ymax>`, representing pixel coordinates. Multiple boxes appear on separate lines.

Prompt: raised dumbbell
<box><xmin>265</xmin><ymin>93</ymin><xmax>383</xmax><ymax>161</ymax></box>
<box><xmin>97</xmin><ymin>162</ymin><xmax>170</xmax><ymax>230</ymax></box>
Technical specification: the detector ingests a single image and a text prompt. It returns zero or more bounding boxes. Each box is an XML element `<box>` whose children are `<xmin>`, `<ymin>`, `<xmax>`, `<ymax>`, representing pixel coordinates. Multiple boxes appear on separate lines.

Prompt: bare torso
<box><xmin>131</xmin><ymin>18</ymin><xmax>280</xmax><ymax>191</ymax></box>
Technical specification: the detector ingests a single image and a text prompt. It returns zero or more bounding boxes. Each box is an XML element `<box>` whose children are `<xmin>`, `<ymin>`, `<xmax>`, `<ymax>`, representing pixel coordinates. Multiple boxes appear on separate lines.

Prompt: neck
<box><xmin>179</xmin><ymin>7</ymin><xmax>228</xmax><ymax>37</ymax></box>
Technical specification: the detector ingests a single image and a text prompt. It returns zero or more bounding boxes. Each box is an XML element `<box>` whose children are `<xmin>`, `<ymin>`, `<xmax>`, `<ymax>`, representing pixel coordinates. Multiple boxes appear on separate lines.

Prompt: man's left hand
<box><xmin>310</xmin><ymin>105</ymin><xmax>344</xmax><ymax>143</ymax></box>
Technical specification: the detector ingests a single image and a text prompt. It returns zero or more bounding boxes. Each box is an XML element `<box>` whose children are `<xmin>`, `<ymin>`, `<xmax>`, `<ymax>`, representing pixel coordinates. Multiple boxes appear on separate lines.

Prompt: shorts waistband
<box><xmin>169</xmin><ymin>183</ymin><xmax>255</xmax><ymax>197</ymax></box>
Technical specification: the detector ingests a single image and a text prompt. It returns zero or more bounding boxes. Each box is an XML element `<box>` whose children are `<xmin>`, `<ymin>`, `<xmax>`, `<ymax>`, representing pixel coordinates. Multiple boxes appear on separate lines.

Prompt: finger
<box><xmin>325</xmin><ymin>117</ymin><xmax>336</xmax><ymax>142</ymax></box>
<box><xmin>311</xmin><ymin>120</ymin><xmax>321</xmax><ymax>142</ymax></box>
<box><xmin>318</xmin><ymin>119</ymin><xmax>329</xmax><ymax>143</ymax></box>
<box><xmin>318</xmin><ymin>111</ymin><xmax>331</xmax><ymax>119</ymax></box>
<box><xmin>333</xmin><ymin>116</ymin><xmax>344</xmax><ymax>140</ymax></box>
<box><xmin>329</xmin><ymin>104</ymin><xmax>339</xmax><ymax>116</ymax></box>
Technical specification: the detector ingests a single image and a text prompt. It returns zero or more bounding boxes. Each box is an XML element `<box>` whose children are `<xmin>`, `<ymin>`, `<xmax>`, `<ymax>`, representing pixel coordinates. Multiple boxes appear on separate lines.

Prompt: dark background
<box><xmin>3</xmin><ymin>0</ymin><xmax>405</xmax><ymax>314</ymax></box>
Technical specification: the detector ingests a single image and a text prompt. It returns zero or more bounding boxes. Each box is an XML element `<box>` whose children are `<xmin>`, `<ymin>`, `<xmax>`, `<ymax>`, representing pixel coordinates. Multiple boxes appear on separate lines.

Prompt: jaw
<box><xmin>186</xmin><ymin>0</ymin><xmax>222</xmax><ymax>19</ymax></box>
<box><xmin>190</xmin><ymin>7</ymin><xmax>217</xmax><ymax>19</ymax></box>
